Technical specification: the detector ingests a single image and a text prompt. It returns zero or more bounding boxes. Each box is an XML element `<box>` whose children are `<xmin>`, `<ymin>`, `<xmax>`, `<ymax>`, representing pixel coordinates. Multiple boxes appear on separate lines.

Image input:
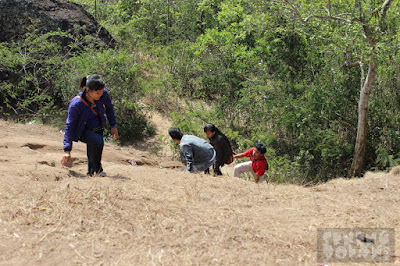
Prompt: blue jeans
<box><xmin>193</xmin><ymin>158</ymin><xmax>215</xmax><ymax>172</ymax></box>
<box><xmin>80</xmin><ymin>129</ymin><xmax>104</xmax><ymax>175</ymax></box>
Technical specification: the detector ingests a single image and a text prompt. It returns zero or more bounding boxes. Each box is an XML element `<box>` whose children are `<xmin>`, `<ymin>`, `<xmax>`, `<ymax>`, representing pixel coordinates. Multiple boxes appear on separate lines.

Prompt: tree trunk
<box><xmin>167</xmin><ymin>0</ymin><xmax>170</xmax><ymax>44</ymax></box>
<box><xmin>349</xmin><ymin>58</ymin><xmax>377</xmax><ymax>177</ymax></box>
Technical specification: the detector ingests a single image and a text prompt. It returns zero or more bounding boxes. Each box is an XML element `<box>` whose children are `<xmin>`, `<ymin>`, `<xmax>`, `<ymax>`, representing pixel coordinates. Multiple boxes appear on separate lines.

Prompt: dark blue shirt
<box><xmin>86</xmin><ymin>104</ymin><xmax>101</xmax><ymax>129</ymax></box>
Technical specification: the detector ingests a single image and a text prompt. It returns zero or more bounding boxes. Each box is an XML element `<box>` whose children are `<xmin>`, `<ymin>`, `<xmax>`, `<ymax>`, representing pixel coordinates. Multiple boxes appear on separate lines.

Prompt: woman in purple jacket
<box><xmin>61</xmin><ymin>75</ymin><xmax>119</xmax><ymax>176</ymax></box>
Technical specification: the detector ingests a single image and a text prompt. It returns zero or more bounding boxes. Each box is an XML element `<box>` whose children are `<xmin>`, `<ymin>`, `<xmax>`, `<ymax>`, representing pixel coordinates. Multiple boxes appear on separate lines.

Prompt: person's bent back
<box><xmin>168</xmin><ymin>127</ymin><xmax>215</xmax><ymax>173</ymax></box>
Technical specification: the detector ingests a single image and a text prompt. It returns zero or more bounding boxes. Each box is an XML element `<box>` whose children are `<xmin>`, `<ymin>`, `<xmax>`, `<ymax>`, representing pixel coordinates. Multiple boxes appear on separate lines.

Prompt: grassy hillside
<box><xmin>0</xmin><ymin>120</ymin><xmax>399</xmax><ymax>264</ymax></box>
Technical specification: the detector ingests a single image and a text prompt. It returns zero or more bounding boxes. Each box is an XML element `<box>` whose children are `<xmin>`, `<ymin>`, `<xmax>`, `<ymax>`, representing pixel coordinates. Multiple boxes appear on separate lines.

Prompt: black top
<box><xmin>209</xmin><ymin>133</ymin><xmax>232</xmax><ymax>171</ymax></box>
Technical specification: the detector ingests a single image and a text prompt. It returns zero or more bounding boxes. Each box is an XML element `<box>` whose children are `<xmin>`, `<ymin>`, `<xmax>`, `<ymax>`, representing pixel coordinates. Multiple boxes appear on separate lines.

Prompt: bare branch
<box><xmin>275</xmin><ymin>0</ymin><xmax>356</xmax><ymax>24</ymax></box>
<box><xmin>354</xmin><ymin>0</ymin><xmax>373</xmax><ymax>44</ymax></box>
<box><xmin>359</xmin><ymin>62</ymin><xmax>365</xmax><ymax>89</ymax></box>
<box><xmin>344</xmin><ymin>60</ymin><xmax>365</xmax><ymax>88</ymax></box>
<box><xmin>282</xmin><ymin>0</ymin><xmax>305</xmax><ymax>23</ymax></box>
<box><xmin>362</xmin><ymin>23</ymin><xmax>374</xmax><ymax>44</ymax></box>
<box><xmin>327</xmin><ymin>0</ymin><xmax>331</xmax><ymax>16</ymax></box>
<box><xmin>345</xmin><ymin>61</ymin><xmax>362</xmax><ymax>68</ymax></box>
<box><xmin>380</xmin><ymin>0</ymin><xmax>393</xmax><ymax>19</ymax></box>
<box><xmin>355</xmin><ymin>0</ymin><xmax>363</xmax><ymax>19</ymax></box>
<box><xmin>379</xmin><ymin>0</ymin><xmax>394</xmax><ymax>29</ymax></box>
<box><xmin>303</xmin><ymin>15</ymin><xmax>355</xmax><ymax>23</ymax></box>
<box><xmin>353</xmin><ymin>0</ymin><xmax>373</xmax><ymax>43</ymax></box>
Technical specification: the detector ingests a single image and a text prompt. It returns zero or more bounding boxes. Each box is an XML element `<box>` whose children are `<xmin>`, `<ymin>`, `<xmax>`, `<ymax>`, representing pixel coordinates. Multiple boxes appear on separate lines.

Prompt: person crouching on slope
<box><xmin>233</xmin><ymin>143</ymin><xmax>268</xmax><ymax>183</ymax></box>
<box><xmin>168</xmin><ymin>127</ymin><xmax>216</xmax><ymax>173</ymax></box>
<box><xmin>203</xmin><ymin>123</ymin><xmax>233</xmax><ymax>176</ymax></box>
<box><xmin>61</xmin><ymin>75</ymin><xmax>119</xmax><ymax>177</ymax></box>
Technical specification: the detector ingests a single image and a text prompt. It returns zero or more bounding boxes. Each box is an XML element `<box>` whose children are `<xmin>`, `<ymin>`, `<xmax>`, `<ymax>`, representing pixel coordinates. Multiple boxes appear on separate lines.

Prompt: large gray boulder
<box><xmin>0</xmin><ymin>0</ymin><xmax>115</xmax><ymax>47</ymax></box>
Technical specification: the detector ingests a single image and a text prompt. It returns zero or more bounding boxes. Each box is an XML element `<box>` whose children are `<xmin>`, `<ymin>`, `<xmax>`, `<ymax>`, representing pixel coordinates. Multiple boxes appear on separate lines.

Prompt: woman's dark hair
<box><xmin>204</xmin><ymin>123</ymin><xmax>232</xmax><ymax>149</ymax></box>
<box><xmin>203</xmin><ymin>123</ymin><xmax>217</xmax><ymax>133</ymax></box>
<box><xmin>204</xmin><ymin>123</ymin><xmax>227</xmax><ymax>139</ymax></box>
<box><xmin>255</xmin><ymin>143</ymin><xmax>267</xmax><ymax>154</ymax></box>
<box><xmin>168</xmin><ymin>127</ymin><xmax>183</xmax><ymax>140</ymax></box>
<box><xmin>80</xmin><ymin>74</ymin><xmax>105</xmax><ymax>91</ymax></box>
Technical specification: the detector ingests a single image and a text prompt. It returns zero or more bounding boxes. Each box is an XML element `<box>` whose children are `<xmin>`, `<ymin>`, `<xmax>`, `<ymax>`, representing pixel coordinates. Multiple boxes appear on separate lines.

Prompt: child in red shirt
<box><xmin>233</xmin><ymin>143</ymin><xmax>268</xmax><ymax>183</ymax></box>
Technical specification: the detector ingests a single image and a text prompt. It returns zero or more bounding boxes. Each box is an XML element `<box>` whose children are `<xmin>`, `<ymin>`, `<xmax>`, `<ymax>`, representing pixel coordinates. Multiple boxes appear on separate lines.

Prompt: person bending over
<box><xmin>168</xmin><ymin>127</ymin><xmax>215</xmax><ymax>173</ymax></box>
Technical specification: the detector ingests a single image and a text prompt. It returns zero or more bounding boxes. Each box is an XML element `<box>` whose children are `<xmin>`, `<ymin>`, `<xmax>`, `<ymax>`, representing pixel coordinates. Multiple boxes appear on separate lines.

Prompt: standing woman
<box><xmin>61</xmin><ymin>74</ymin><xmax>119</xmax><ymax>176</ymax></box>
<box><xmin>204</xmin><ymin>123</ymin><xmax>233</xmax><ymax>176</ymax></box>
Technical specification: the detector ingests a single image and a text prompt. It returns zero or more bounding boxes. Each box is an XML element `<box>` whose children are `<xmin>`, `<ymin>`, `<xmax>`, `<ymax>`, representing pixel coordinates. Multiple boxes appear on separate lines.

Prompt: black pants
<box><xmin>80</xmin><ymin>128</ymin><xmax>104</xmax><ymax>175</ymax></box>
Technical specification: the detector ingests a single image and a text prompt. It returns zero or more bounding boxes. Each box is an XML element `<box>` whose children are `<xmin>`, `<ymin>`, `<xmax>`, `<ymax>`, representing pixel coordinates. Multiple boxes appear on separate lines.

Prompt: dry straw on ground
<box><xmin>0</xmin><ymin>120</ymin><xmax>399</xmax><ymax>265</ymax></box>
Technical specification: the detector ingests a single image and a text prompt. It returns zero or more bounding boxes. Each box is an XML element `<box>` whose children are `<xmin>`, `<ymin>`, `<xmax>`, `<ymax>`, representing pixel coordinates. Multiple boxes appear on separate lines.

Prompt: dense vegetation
<box><xmin>0</xmin><ymin>0</ymin><xmax>399</xmax><ymax>183</ymax></box>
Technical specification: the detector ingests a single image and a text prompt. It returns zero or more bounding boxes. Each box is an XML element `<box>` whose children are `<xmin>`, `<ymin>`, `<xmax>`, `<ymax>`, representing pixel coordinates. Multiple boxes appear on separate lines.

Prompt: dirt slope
<box><xmin>0</xmin><ymin>120</ymin><xmax>399</xmax><ymax>265</ymax></box>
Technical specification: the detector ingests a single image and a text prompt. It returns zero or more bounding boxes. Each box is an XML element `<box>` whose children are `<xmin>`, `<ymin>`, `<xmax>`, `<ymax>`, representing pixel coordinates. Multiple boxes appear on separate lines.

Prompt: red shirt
<box><xmin>243</xmin><ymin>147</ymin><xmax>268</xmax><ymax>176</ymax></box>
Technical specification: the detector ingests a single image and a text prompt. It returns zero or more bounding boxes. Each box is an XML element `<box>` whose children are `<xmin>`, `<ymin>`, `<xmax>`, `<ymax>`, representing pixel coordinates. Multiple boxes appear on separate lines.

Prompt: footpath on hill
<box><xmin>0</xmin><ymin>119</ymin><xmax>399</xmax><ymax>265</ymax></box>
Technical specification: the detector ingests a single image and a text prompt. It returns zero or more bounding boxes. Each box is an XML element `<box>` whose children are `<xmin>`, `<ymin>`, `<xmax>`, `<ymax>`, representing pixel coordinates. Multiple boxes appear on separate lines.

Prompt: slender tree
<box><xmin>277</xmin><ymin>0</ymin><xmax>395</xmax><ymax>176</ymax></box>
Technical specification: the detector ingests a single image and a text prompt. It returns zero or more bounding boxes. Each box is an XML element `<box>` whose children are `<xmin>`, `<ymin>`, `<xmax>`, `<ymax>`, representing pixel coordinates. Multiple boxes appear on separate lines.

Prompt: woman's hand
<box><xmin>111</xmin><ymin>127</ymin><xmax>119</xmax><ymax>141</ymax></box>
<box><xmin>61</xmin><ymin>151</ymin><xmax>71</xmax><ymax>166</ymax></box>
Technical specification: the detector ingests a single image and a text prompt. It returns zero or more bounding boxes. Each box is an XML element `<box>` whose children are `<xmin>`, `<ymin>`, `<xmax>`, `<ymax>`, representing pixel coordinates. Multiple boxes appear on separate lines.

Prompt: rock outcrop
<box><xmin>0</xmin><ymin>0</ymin><xmax>115</xmax><ymax>47</ymax></box>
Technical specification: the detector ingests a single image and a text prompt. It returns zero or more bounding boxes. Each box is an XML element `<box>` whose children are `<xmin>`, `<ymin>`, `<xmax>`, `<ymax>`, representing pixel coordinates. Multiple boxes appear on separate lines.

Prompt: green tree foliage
<box><xmin>154</xmin><ymin>0</ymin><xmax>399</xmax><ymax>182</ymax></box>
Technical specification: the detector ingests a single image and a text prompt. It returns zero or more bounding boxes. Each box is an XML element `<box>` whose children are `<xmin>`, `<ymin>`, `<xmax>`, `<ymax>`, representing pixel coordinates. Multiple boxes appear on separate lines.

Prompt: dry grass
<box><xmin>0</xmin><ymin>120</ymin><xmax>399</xmax><ymax>265</ymax></box>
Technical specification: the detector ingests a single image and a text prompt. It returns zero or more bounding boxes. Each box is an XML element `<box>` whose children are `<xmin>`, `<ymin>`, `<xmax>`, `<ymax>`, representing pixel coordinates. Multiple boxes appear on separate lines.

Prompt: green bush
<box><xmin>0</xmin><ymin>29</ymin><xmax>154</xmax><ymax>142</ymax></box>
